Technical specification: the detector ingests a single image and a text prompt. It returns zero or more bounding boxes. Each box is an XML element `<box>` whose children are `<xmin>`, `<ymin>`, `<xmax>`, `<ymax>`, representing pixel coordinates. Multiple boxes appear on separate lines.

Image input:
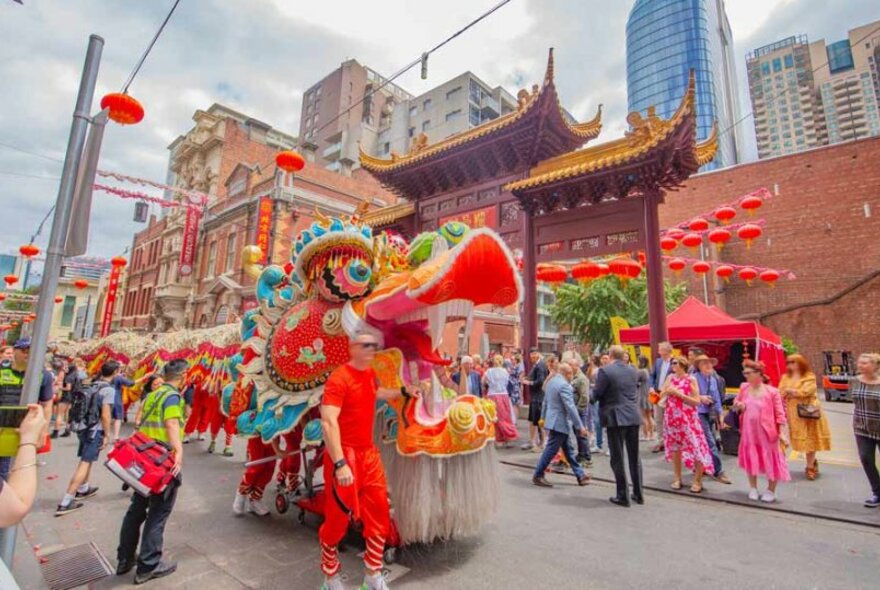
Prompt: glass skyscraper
<box><xmin>626</xmin><ymin>0</ymin><xmax>742</xmax><ymax>170</ymax></box>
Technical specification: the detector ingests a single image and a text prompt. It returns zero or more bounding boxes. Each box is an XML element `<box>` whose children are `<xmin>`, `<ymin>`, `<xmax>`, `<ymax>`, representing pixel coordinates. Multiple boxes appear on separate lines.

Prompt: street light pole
<box><xmin>0</xmin><ymin>33</ymin><xmax>104</xmax><ymax>568</ymax></box>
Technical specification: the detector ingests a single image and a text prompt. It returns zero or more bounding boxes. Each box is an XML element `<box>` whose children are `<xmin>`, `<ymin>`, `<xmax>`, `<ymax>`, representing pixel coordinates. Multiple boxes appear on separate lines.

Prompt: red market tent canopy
<box><xmin>619</xmin><ymin>297</ymin><xmax>785</xmax><ymax>383</ymax></box>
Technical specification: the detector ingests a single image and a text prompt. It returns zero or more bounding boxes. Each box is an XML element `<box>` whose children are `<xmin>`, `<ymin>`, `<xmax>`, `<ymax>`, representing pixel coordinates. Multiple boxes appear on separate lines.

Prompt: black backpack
<box><xmin>70</xmin><ymin>381</ymin><xmax>107</xmax><ymax>433</ymax></box>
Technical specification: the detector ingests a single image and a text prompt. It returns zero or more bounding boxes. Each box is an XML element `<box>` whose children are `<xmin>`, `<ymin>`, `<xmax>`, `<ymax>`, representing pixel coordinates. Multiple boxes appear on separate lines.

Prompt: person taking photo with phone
<box><xmin>0</xmin><ymin>404</ymin><xmax>48</xmax><ymax>526</ymax></box>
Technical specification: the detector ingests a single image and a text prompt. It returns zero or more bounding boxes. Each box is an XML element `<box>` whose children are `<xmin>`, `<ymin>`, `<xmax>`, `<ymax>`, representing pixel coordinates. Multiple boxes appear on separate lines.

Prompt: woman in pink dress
<box><xmin>483</xmin><ymin>354</ymin><xmax>518</xmax><ymax>446</ymax></box>
<box><xmin>662</xmin><ymin>356</ymin><xmax>714</xmax><ymax>493</ymax></box>
<box><xmin>733</xmin><ymin>360</ymin><xmax>790</xmax><ymax>503</ymax></box>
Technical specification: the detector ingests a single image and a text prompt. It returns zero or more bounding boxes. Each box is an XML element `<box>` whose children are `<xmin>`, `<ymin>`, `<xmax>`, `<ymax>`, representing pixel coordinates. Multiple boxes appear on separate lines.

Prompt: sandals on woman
<box><xmin>690</xmin><ymin>481</ymin><xmax>703</xmax><ymax>494</ymax></box>
<box><xmin>670</xmin><ymin>480</ymin><xmax>682</xmax><ymax>490</ymax></box>
<box><xmin>806</xmin><ymin>460</ymin><xmax>819</xmax><ymax>481</ymax></box>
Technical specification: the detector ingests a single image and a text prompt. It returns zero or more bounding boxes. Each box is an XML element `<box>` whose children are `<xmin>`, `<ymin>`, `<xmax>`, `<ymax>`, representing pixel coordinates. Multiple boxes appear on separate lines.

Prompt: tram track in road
<box><xmin>498</xmin><ymin>459</ymin><xmax>880</xmax><ymax>531</ymax></box>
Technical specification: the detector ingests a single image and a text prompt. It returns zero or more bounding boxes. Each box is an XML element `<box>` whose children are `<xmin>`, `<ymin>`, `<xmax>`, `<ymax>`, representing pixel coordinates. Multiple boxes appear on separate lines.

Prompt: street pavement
<box><xmin>10</xmin><ymin>400</ymin><xmax>880</xmax><ymax>590</ymax></box>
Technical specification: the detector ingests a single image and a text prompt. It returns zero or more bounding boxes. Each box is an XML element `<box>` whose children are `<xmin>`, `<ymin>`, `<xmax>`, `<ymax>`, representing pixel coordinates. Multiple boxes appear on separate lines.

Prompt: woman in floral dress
<box><xmin>662</xmin><ymin>356</ymin><xmax>714</xmax><ymax>493</ymax></box>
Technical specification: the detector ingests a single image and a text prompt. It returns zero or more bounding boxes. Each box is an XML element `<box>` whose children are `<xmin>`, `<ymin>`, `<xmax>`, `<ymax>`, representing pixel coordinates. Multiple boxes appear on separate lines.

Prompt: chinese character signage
<box><xmin>255</xmin><ymin>197</ymin><xmax>274</xmax><ymax>264</ymax></box>
<box><xmin>178</xmin><ymin>206</ymin><xmax>201</xmax><ymax>277</ymax></box>
<box><xmin>100</xmin><ymin>264</ymin><xmax>122</xmax><ymax>337</ymax></box>
<box><xmin>439</xmin><ymin>205</ymin><xmax>497</xmax><ymax>229</ymax></box>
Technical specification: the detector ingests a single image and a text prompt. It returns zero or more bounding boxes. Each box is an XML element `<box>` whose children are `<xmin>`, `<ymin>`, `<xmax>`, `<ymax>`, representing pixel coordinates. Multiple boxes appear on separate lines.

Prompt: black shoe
<box><xmin>55</xmin><ymin>501</ymin><xmax>84</xmax><ymax>517</ymax></box>
<box><xmin>60</xmin><ymin>429</ymin><xmax>71</xmax><ymax>438</ymax></box>
<box><xmin>532</xmin><ymin>476</ymin><xmax>553</xmax><ymax>488</ymax></box>
<box><xmin>75</xmin><ymin>486</ymin><xmax>99</xmax><ymax>500</ymax></box>
<box><xmin>609</xmin><ymin>496</ymin><xmax>630</xmax><ymax>507</ymax></box>
<box><xmin>134</xmin><ymin>560</ymin><xmax>177</xmax><ymax>585</ymax></box>
<box><xmin>631</xmin><ymin>493</ymin><xmax>645</xmax><ymax>505</ymax></box>
<box><xmin>116</xmin><ymin>558</ymin><xmax>135</xmax><ymax>576</ymax></box>
<box><xmin>50</xmin><ymin>430</ymin><xmax>59</xmax><ymax>439</ymax></box>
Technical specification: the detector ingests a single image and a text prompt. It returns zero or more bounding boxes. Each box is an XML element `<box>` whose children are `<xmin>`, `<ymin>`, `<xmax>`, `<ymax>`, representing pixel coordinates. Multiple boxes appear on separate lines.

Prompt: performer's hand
<box><xmin>336</xmin><ymin>465</ymin><xmax>354</xmax><ymax>487</ymax></box>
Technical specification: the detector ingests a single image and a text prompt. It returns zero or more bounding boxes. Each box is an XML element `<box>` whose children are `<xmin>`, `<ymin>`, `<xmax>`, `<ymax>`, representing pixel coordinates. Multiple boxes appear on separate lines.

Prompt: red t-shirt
<box><xmin>321</xmin><ymin>364</ymin><xmax>378</xmax><ymax>449</ymax></box>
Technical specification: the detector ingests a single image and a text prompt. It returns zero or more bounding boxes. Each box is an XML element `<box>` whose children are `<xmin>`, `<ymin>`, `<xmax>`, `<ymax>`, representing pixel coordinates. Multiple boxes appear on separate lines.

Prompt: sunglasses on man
<box><xmin>357</xmin><ymin>342</ymin><xmax>379</xmax><ymax>350</ymax></box>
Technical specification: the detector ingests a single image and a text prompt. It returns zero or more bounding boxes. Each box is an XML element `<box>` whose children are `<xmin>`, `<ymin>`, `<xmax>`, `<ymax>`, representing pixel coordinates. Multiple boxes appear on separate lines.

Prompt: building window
<box><xmin>445</xmin><ymin>109</ymin><xmax>462</xmax><ymax>122</ymax></box>
<box><xmin>408</xmin><ymin>126</ymin><xmax>415</xmax><ymax>138</ymax></box>
<box><xmin>784</xmin><ymin>54</ymin><xmax>794</xmax><ymax>69</ymax></box>
<box><xmin>761</xmin><ymin>62</ymin><xmax>770</xmax><ymax>76</ymax></box>
<box><xmin>225</xmin><ymin>234</ymin><xmax>236</xmax><ymax>271</ymax></box>
<box><xmin>422</xmin><ymin>120</ymin><xmax>430</xmax><ymax>132</ymax></box>
<box><xmin>207</xmin><ymin>241</ymin><xmax>217</xmax><ymax>277</ymax></box>
<box><xmin>423</xmin><ymin>98</ymin><xmax>432</xmax><ymax>111</ymax></box>
<box><xmin>409</xmin><ymin>106</ymin><xmax>417</xmax><ymax>117</ymax></box>
<box><xmin>469</xmin><ymin>105</ymin><xmax>481</xmax><ymax>126</ymax></box>
<box><xmin>60</xmin><ymin>296</ymin><xmax>76</xmax><ymax>327</ymax></box>
<box><xmin>446</xmin><ymin>86</ymin><xmax>462</xmax><ymax>101</ymax></box>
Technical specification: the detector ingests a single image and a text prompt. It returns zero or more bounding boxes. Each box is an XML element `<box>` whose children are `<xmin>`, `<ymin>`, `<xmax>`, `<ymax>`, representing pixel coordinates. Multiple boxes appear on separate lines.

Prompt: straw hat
<box><xmin>693</xmin><ymin>354</ymin><xmax>718</xmax><ymax>367</ymax></box>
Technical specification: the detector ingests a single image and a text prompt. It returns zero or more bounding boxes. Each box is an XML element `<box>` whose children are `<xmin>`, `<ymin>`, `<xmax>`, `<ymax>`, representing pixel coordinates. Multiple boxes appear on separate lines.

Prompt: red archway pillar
<box><xmin>643</xmin><ymin>189</ymin><xmax>668</xmax><ymax>357</ymax></box>
<box><xmin>520</xmin><ymin>207</ymin><xmax>537</xmax><ymax>395</ymax></box>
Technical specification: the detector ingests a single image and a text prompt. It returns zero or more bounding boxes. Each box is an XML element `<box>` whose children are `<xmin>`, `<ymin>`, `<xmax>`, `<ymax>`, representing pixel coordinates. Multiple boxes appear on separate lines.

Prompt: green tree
<box><xmin>548</xmin><ymin>276</ymin><xmax>687</xmax><ymax>350</ymax></box>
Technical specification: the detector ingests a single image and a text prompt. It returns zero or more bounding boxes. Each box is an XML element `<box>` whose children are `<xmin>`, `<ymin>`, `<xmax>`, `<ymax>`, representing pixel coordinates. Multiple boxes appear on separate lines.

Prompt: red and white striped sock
<box><xmin>364</xmin><ymin>536</ymin><xmax>385</xmax><ymax>572</ymax></box>
<box><xmin>321</xmin><ymin>542</ymin><xmax>340</xmax><ymax>578</ymax></box>
<box><xmin>225</xmin><ymin>432</ymin><xmax>233</xmax><ymax>447</ymax></box>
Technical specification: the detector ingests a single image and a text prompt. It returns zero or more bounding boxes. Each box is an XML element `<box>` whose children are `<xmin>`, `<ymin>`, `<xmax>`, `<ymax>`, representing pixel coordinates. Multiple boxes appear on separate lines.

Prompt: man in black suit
<box><xmin>592</xmin><ymin>345</ymin><xmax>643</xmax><ymax>507</ymax></box>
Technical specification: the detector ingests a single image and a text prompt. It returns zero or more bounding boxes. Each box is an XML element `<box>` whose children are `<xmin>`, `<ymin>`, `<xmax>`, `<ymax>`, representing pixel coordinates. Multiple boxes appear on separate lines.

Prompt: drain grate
<box><xmin>39</xmin><ymin>542</ymin><xmax>113</xmax><ymax>590</ymax></box>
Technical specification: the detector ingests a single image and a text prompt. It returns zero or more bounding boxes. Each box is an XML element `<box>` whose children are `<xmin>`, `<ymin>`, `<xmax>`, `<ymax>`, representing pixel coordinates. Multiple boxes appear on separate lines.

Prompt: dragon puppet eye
<box><xmin>313</xmin><ymin>251</ymin><xmax>373</xmax><ymax>302</ymax></box>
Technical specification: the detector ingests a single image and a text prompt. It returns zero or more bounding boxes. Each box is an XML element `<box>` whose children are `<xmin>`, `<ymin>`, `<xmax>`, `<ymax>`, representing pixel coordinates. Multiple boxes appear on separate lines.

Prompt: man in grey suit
<box><xmin>532</xmin><ymin>364</ymin><xmax>591</xmax><ymax>488</ymax></box>
<box><xmin>592</xmin><ymin>345</ymin><xmax>643</xmax><ymax>506</ymax></box>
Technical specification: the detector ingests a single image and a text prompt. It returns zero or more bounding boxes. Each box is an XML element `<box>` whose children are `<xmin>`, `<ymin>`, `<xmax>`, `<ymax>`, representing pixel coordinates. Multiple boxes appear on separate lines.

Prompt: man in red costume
<box><xmin>319</xmin><ymin>333</ymin><xmax>413</xmax><ymax>590</ymax></box>
<box><xmin>234</xmin><ymin>429</ymin><xmax>304</xmax><ymax>516</ymax></box>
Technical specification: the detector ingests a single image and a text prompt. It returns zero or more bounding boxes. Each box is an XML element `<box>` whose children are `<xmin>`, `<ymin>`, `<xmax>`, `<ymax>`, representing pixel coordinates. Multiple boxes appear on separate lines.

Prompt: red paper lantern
<box><xmin>637</xmin><ymin>251</ymin><xmax>647</xmax><ymax>267</ymax></box>
<box><xmin>0</xmin><ymin>293</ymin><xmax>5</xmax><ymax>301</ymax></box>
<box><xmin>666</xmin><ymin>228</ymin><xmax>686</xmax><ymax>241</ymax></box>
<box><xmin>23</xmin><ymin>318</ymin><xmax>31</xmax><ymax>324</ymax></box>
<box><xmin>74</xmin><ymin>279</ymin><xmax>89</xmax><ymax>290</ymax></box>
<box><xmin>660</xmin><ymin>236</ymin><xmax>678</xmax><ymax>252</ymax></box>
<box><xmin>740</xmin><ymin>194</ymin><xmax>763</xmax><ymax>215</ymax></box>
<box><xmin>688</xmin><ymin>218</ymin><xmax>709</xmax><ymax>232</ymax></box>
<box><xmin>738</xmin><ymin>267</ymin><xmax>758</xmax><ymax>286</ymax></box>
<box><xmin>19</xmin><ymin>243</ymin><xmax>39</xmax><ymax>258</ymax></box>
<box><xmin>3</xmin><ymin>274</ymin><xmax>17</xmax><ymax>287</ymax></box>
<box><xmin>692</xmin><ymin>260</ymin><xmax>711</xmax><ymax>275</ymax></box>
<box><xmin>715</xmin><ymin>265</ymin><xmax>734</xmax><ymax>282</ymax></box>
<box><xmin>668</xmin><ymin>257</ymin><xmax>686</xmax><ymax>275</ymax></box>
<box><xmin>100</xmin><ymin>93</ymin><xmax>145</xmax><ymax>125</ymax></box>
<box><xmin>609</xmin><ymin>257</ymin><xmax>642</xmax><ymax>282</ymax></box>
<box><xmin>759</xmin><ymin>269</ymin><xmax>781</xmax><ymax>288</ymax></box>
<box><xmin>681</xmin><ymin>232</ymin><xmax>703</xmax><ymax>252</ymax></box>
<box><xmin>737</xmin><ymin>223</ymin><xmax>763</xmax><ymax>249</ymax></box>
<box><xmin>596</xmin><ymin>263</ymin><xmax>610</xmax><ymax>277</ymax></box>
<box><xmin>713</xmin><ymin>206</ymin><xmax>737</xmax><ymax>225</ymax></box>
<box><xmin>536</xmin><ymin>263</ymin><xmax>568</xmax><ymax>286</ymax></box>
<box><xmin>708</xmin><ymin>228</ymin><xmax>732</xmax><ymax>251</ymax></box>
<box><xmin>275</xmin><ymin>150</ymin><xmax>306</xmax><ymax>173</ymax></box>
<box><xmin>111</xmin><ymin>256</ymin><xmax>128</xmax><ymax>268</ymax></box>
<box><xmin>571</xmin><ymin>261</ymin><xmax>601</xmax><ymax>284</ymax></box>
<box><xmin>54</xmin><ymin>296</ymin><xmax>63</xmax><ymax>304</ymax></box>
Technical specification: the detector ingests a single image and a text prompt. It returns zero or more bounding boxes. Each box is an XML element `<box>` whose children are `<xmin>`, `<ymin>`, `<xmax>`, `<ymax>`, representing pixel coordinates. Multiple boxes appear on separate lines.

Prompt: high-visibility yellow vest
<box><xmin>139</xmin><ymin>384</ymin><xmax>184</xmax><ymax>444</ymax></box>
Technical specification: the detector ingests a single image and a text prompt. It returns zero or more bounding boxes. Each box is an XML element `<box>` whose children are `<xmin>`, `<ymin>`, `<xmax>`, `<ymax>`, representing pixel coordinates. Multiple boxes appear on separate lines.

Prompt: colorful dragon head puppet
<box><xmin>225</xmin><ymin>203</ymin><xmax>522</xmax><ymax>543</ymax></box>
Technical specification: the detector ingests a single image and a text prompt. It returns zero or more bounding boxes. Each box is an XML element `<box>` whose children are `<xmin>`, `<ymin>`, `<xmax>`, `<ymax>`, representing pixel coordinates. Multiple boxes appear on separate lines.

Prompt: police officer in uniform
<box><xmin>115</xmin><ymin>359</ymin><xmax>187</xmax><ymax>584</ymax></box>
<box><xmin>0</xmin><ymin>339</ymin><xmax>54</xmax><ymax>480</ymax></box>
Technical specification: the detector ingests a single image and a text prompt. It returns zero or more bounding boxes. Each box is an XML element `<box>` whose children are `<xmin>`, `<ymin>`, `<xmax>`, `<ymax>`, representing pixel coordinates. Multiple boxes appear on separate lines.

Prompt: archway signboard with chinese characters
<box><xmin>360</xmin><ymin>49</ymin><xmax>716</xmax><ymax>359</ymax></box>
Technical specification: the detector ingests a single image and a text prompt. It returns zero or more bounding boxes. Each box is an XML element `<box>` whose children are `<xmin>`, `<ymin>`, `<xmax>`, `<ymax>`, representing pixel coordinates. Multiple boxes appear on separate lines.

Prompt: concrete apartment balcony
<box><xmin>479</xmin><ymin>95</ymin><xmax>500</xmax><ymax>119</ymax></box>
<box><xmin>322</xmin><ymin>141</ymin><xmax>343</xmax><ymax>161</ymax></box>
<box><xmin>154</xmin><ymin>283</ymin><xmax>191</xmax><ymax>301</ymax></box>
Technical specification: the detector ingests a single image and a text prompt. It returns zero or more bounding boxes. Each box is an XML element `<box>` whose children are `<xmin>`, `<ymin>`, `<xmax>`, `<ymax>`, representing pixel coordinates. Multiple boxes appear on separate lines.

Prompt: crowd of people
<box><xmin>1</xmin><ymin>336</ymin><xmax>879</xmax><ymax>587</ymax></box>
<box><xmin>444</xmin><ymin>341</ymin><xmax>880</xmax><ymax>510</ymax></box>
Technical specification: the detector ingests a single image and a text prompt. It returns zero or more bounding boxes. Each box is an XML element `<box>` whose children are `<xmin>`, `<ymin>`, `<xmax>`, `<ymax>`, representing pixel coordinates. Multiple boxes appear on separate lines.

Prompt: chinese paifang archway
<box><xmin>361</xmin><ymin>48</ymin><xmax>717</xmax><ymax>357</ymax></box>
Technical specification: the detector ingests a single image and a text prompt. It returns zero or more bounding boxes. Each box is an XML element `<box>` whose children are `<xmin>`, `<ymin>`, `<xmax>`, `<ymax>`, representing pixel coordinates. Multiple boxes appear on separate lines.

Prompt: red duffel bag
<box><xmin>105</xmin><ymin>432</ymin><xmax>177</xmax><ymax>497</ymax></box>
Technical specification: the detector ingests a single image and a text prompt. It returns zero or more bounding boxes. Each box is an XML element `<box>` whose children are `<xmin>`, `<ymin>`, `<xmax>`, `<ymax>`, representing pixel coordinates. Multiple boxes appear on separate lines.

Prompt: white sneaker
<box><xmin>748</xmin><ymin>488</ymin><xmax>759</xmax><ymax>501</ymax></box>
<box><xmin>248</xmin><ymin>498</ymin><xmax>271</xmax><ymax>516</ymax></box>
<box><xmin>198</xmin><ymin>432</ymin><xmax>207</xmax><ymax>441</ymax></box>
<box><xmin>232</xmin><ymin>492</ymin><xmax>247</xmax><ymax>515</ymax></box>
<box><xmin>321</xmin><ymin>575</ymin><xmax>345</xmax><ymax>590</ymax></box>
<box><xmin>760</xmin><ymin>491</ymin><xmax>776</xmax><ymax>503</ymax></box>
<box><xmin>363</xmin><ymin>572</ymin><xmax>391</xmax><ymax>590</ymax></box>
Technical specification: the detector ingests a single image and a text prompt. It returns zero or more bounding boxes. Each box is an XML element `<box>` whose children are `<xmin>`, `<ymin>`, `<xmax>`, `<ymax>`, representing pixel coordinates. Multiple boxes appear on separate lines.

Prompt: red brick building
<box><xmin>664</xmin><ymin>135</ymin><xmax>880</xmax><ymax>371</ymax></box>
<box><xmin>119</xmin><ymin>214</ymin><xmax>166</xmax><ymax>331</ymax></box>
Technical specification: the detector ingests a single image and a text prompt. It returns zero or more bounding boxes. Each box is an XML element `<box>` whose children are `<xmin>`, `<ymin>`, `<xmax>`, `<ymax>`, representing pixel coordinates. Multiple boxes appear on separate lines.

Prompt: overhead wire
<box><xmin>121</xmin><ymin>0</ymin><xmax>183</xmax><ymax>94</ymax></box>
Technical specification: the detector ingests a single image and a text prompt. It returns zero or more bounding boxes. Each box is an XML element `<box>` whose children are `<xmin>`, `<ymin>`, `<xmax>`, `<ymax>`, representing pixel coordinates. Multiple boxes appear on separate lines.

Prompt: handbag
<box><xmin>796</xmin><ymin>403</ymin><xmax>821</xmax><ymax>420</ymax></box>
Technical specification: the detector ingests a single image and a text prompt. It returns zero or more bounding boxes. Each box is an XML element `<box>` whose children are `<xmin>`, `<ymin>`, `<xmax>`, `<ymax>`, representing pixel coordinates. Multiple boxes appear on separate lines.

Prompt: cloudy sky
<box><xmin>0</xmin><ymin>0</ymin><xmax>877</xmax><ymax>262</ymax></box>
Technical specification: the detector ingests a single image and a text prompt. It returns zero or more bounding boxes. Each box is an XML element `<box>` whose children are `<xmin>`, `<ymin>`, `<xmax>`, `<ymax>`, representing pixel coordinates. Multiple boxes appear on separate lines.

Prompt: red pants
<box><xmin>184</xmin><ymin>387</ymin><xmax>209</xmax><ymax>435</ymax></box>
<box><xmin>319</xmin><ymin>446</ymin><xmax>390</xmax><ymax>576</ymax></box>
<box><xmin>237</xmin><ymin>430</ymin><xmax>303</xmax><ymax>500</ymax></box>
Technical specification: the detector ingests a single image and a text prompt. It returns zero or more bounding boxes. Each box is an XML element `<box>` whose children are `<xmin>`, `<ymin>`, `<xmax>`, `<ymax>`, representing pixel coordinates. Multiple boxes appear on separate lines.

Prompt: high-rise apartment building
<box><xmin>747</xmin><ymin>20</ymin><xmax>880</xmax><ymax>158</ymax></box>
<box><xmin>299</xmin><ymin>60</ymin><xmax>413</xmax><ymax>175</ymax></box>
<box><xmin>626</xmin><ymin>0</ymin><xmax>742</xmax><ymax>170</ymax></box>
<box><xmin>384</xmin><ymin>72</ymin><xmax>517</xmax><ymax>157</ymax></box>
